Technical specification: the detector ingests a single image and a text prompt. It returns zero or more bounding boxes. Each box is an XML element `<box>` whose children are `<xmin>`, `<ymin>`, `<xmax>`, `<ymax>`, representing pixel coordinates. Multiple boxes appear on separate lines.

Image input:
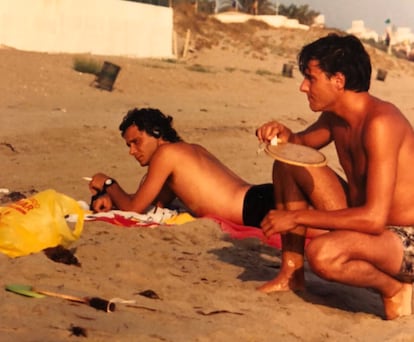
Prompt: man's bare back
<box><xmin>147</xmin><ymin>142</ymin><xmax>251</xmax><ymax>223</ymax></box>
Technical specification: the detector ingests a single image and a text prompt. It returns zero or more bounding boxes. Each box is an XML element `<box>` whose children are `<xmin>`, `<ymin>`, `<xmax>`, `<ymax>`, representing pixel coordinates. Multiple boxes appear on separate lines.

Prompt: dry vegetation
<box><xmin>173</xmin><ymin>4</ymin><xmax>414</xmax><ymax>76</ymax></box>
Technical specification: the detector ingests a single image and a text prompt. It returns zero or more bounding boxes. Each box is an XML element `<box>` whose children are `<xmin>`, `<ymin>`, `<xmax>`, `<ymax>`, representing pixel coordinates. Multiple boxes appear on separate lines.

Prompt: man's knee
<box><xmin>306</xmin><ymin>237</ymin><xmax>344</xmax><ymax>280</ymax></box>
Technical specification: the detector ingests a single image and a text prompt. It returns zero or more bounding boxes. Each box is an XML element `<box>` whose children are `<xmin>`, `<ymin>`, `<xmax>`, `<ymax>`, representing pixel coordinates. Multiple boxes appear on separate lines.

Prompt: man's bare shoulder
<box><xmin>156</xmin><ymin>141</ymin><xmax>203</xmax><ymax>153</ymax></box>
<box><xmin>154</xmin><ymin>141</ymin><xmax>209</xmax><ymax>160</ymax></box>
<box><xmin>370</xmin><ymin>96</ymin><xmax>402</xmax><ymax>116</ymax></box>
<box><xmin>367</xmin><ymin>97</ymin><xmax>409</xmax><ymax>128</ymax></box>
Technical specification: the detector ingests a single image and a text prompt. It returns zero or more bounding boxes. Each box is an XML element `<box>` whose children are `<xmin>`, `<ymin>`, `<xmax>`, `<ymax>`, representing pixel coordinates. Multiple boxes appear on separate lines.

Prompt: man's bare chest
<box><xmin>333</xmin><ymin>127</ymin><xmax>367</xmax><ymax>188</ymax></box>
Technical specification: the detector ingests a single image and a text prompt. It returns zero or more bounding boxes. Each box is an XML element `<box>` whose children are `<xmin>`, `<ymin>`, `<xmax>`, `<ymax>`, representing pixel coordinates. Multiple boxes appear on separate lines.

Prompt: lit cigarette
<box><xmin>82</xmin><ymin>177</ymin><xmax>92</xmax><ymax>181</ymax></box>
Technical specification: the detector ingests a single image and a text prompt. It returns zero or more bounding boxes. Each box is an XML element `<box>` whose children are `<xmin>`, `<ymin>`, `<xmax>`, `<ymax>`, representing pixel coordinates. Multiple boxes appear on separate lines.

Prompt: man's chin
<box><xmin>308</xmin><ymin>104</ymin><xmax>321</xmax><ymax>112</ymax></box>
<box><xmin>135</xmin><ymin>158</ymin><xmax>145</xmax><ymax>166</ymax></box>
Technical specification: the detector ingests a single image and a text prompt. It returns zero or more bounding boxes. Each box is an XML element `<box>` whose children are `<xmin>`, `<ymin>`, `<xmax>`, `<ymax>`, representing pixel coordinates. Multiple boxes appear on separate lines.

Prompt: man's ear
<box><xmin>333</xmin><ymin>72</ymin><xmax>346</xmax><ymax>90</ymax></box>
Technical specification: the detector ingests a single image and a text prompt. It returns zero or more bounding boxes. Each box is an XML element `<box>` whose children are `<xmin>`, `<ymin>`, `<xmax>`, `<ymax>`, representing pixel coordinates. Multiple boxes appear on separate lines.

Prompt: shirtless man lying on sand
<box><xmin>88</xmin><ymin>107</ymin><xmax>274</xmax><ymax>228</ymax></box>
<box><xmin>256</xmin><ymin>33</ymin><xmax>414</xmax><ymax>320</ymax></box>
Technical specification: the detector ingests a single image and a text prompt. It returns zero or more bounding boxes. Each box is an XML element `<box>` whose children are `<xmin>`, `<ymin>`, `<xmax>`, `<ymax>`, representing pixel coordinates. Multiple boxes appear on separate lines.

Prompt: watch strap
<box><xmin>102</xmin><ymin>178</ymin><xmax>116</xmax><ymax>192</ymax></box>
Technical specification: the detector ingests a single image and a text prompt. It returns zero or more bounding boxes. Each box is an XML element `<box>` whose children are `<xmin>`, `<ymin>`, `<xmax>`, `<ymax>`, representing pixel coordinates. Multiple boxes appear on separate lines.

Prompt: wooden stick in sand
<box><xmin>6</xmin><ymin>284</ymin><xmax>115</xmax><ymax>312</ymax></box>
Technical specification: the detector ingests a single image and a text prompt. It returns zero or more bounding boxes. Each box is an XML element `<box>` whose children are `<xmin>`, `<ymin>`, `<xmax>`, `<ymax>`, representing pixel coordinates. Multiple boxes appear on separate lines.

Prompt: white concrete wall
<box><xmin>347</xmin><ymin>20</ymin><xmax>379</xmax><ymax>42</ymax></box>
<box><xmin>214</xmin><ymin>13</ymin><xmax>309</xmax><ymax>30</ymax></box>
<box><xmin>394</xmin><ymin>27</ymin><xmax>414</xmax><ymax>44</ymax></box>
<box><xmin>0</xmin><ymin>0</ymin><xmax>173</xmax><ymax>58</ymax></box>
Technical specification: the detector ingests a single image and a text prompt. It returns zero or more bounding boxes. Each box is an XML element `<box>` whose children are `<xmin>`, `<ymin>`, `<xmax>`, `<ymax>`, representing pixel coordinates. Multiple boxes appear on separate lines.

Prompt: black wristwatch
<box><xmin>89</xmin><ymin>178</ymin><xmax>117</xmax><ymax>210</ymax></box>
<box><xmin>102</xmin><ymin>178</ymin><xmax>116</xmax><ymax>192</ymax></box>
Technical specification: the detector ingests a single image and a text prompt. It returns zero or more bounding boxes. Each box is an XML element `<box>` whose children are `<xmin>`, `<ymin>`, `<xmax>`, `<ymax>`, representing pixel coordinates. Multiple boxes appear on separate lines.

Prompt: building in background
<box><xmin>347</xmin><ymin>20</ymin><xmax>379</xmax><ymax>41</ymax></box>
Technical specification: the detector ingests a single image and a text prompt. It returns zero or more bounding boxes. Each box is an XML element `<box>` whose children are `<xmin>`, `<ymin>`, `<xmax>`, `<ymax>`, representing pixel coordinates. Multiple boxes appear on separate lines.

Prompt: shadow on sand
<box><xmin>209</xmin><ymin>236</ymin><xmax>383</xmax><ymax>318</ymax></box>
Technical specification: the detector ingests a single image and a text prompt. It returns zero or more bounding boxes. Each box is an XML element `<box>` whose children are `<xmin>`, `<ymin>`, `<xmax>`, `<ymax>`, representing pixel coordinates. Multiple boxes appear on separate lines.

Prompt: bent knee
<box><xmin>306</xmin><ymin>238</ymin><xmax>345</xmax><ymax>280</ymax></box>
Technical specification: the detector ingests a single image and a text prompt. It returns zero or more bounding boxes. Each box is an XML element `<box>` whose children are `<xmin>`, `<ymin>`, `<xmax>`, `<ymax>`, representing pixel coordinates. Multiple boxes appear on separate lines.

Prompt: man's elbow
<box><xmin>359</xmin><ymin>206</ymin><xmax>389</xmax><ymax>234</ymax></box>
<box><xmin>365</xmin><ymin>217</ymin><xmax>388</xmax><ymax>235</ymax></box>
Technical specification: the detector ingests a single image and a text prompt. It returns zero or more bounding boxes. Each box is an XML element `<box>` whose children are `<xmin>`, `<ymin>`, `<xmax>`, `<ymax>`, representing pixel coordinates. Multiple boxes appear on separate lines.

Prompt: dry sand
<box><xmin>2</xmin><ymin>9</ymin><xmax>414</xmax><ymax>341</ymax></box>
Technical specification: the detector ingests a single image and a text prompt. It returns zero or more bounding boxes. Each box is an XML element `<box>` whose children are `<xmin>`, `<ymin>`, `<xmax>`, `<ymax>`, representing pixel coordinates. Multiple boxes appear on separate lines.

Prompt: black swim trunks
<box><xmin>388</xmin><ymin>225</ymin><xmax>414</xmax><ymax>282</ymax></box>
<box><xmin>242</xmin><ymin>183</ymin><xmax>275</xmax><ymax>228</ymax></box>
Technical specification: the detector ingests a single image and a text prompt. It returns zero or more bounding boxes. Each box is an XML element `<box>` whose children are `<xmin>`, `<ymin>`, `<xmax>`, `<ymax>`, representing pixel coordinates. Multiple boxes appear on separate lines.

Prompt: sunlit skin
<box><xmin>256</xmin><ymin>59</ymin><xmax>414</xmax><ymax>319</ymax></box>
<box><xmin>89</xmin><ymin>124</ymin><xmax>252</xmax><ymax>224</ymax></box>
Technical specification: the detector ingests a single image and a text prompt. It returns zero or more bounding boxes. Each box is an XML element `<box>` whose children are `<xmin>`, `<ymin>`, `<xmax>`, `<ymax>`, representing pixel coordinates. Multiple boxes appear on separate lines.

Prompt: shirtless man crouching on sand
<box><xmin>256</xmin><ymin>34</ymin><xmax>414</xmax><ymax>320</ymax></box>
<box><xmin>88</xmin><ymin>107</ymin><xmax>274</xmax><ymax>228</ymax></box>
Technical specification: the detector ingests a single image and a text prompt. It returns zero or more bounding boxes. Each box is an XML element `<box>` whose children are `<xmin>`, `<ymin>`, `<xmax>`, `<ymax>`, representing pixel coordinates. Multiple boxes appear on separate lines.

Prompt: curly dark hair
<box><xmin>119</xmin><ymin>108</ymin><xmax>182</xmax><ymax>143</ymax></box>
<box><xmin>298</xmin><ymin>34</ymin><xmax>371</xmax><ymax>92</ymax></box>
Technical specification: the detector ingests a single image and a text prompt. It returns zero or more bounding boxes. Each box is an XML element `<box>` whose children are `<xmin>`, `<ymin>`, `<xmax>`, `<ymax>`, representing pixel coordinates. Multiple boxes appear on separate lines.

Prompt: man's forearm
<box><xmin>106</xmin><ymin>184</ymin><xmax>136</xmax><ymax>211</ymax></box>
<box><xmin>293</xmin><ymin>207</ymin><xmax>386</xmax><ymax>234</ymax></box>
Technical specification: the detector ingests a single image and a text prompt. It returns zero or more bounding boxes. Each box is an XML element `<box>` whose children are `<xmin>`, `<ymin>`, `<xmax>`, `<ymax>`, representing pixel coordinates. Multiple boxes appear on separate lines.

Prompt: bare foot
<box><xmin>383</xmin><ymin>283</ymin><xmax>412</xmax><ymax>320</ymax></box>
<box><xmin>257</xmin><ymin>267</ymin><xmax>305</xmax><ymax>293</ymax></box>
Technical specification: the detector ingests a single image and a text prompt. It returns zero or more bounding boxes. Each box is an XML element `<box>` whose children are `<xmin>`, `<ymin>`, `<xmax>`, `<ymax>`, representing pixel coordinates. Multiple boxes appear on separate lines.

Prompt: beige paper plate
<box><xmin>265</xmin><ymin>142</ymin><xmax>327</xmax><ymax>167</ymax></box>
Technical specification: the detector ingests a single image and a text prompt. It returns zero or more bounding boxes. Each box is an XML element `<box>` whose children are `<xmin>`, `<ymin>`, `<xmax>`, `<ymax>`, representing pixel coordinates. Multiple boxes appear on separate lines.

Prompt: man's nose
<box><xmin>299</xmin><ymin>79</ymin><xmax>309</xmax><ymax>92</ymax></box>
<box><xmin>129</xmin><ymin>145</ymin><xmax>136</xmax><ymax>155</ymax></box>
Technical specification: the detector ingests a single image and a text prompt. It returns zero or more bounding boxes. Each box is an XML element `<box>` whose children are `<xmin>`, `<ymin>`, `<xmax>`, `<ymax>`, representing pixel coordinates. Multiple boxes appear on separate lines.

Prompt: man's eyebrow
<box><xmin>304</xmin><ymin>70</ymin><xmax>312</xmax><ymax>79</ymax></box>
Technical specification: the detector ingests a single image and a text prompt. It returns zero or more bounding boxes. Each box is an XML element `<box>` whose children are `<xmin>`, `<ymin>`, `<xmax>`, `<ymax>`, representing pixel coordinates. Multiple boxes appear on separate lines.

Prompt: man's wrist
<box><xmin>102</xmin><ymin>178</ymin><xmax>117</xmax><ymax>193</ymax></box>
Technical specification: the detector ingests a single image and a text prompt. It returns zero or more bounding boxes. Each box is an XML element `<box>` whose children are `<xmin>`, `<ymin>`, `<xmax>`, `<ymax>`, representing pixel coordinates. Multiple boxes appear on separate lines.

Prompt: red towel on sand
<box><xmin>87</xmin><ymin>212</ymin><xmax>311</xmax><ymax>249</ymax></box>
<box><xmin>206</xmin><ymin>215</ymin><xmax>283</xmax><ymax>248</ymax></box>
<box><xmin>88</xmin><ymin>213</ymin><xmax>157</xmax><ymax>227</ymax></box>
<box><xmin>206</xmin><ymin>215</ymin><xmax>312</xmax><ymax>249</ymax></box>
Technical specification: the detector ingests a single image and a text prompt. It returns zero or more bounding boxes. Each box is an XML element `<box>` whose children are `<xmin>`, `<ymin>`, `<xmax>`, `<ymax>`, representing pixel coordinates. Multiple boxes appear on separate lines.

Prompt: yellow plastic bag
<box><xmin>0</xmin><ymin>189</ymin><xmax>84</xmax><ymax>258</ymax></box>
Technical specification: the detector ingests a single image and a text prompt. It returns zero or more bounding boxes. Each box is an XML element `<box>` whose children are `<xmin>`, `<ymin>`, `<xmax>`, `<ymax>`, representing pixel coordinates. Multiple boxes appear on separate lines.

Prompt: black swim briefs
<box><xmin>242</xmin><ymin>183</ymin><xmax>275</xmax><ymax>228</ymax></box>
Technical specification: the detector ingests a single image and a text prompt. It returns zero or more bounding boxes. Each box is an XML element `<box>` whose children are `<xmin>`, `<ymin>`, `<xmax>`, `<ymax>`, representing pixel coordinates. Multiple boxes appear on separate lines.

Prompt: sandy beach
<box><xmin>2</xmin><ymin>8</ymin><xmax>414</xmax><ymax>341</ymax></box>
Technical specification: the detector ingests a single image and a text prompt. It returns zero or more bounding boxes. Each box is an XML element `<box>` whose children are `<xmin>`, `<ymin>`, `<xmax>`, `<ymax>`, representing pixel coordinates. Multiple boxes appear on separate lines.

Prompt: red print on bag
<box><xmin>9</xmin><ymin>198</ymin><xmax>40</xmax><ymax>215</ymax></box>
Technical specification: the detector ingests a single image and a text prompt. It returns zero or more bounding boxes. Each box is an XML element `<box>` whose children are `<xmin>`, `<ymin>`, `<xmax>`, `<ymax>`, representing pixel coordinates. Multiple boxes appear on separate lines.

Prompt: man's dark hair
<box><xmin>119</xmin><ymin>108</ymin><xmax>182</xmax><ymax>142</ymax></box>
<box><xmin>298</xmin><ymin>34</ymin><xmax>371</xmax><ymax>92</ymax></box>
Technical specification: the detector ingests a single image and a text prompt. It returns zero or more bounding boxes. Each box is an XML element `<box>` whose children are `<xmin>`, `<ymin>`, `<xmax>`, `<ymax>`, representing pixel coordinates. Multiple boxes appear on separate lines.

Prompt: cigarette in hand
<box><xmin>82</xmin><ymin>177</ymin><xmax>92</xmax><ymax>181</ymax></box>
